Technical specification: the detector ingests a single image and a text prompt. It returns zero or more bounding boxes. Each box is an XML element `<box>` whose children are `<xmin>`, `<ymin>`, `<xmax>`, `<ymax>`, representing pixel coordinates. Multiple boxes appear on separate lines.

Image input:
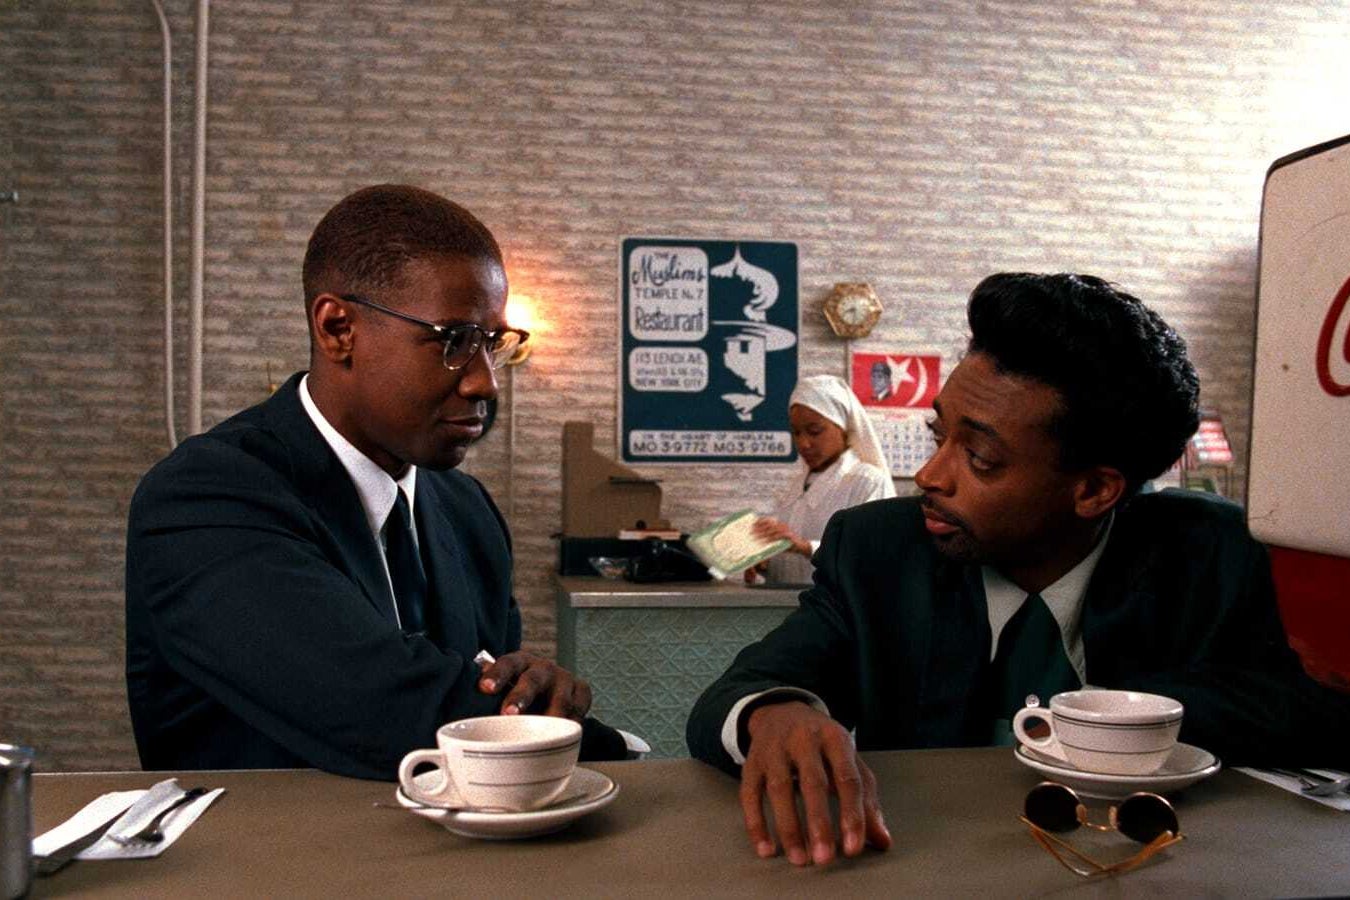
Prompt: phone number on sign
<box><xmin>629</xmin><ymin>431</ymin><xmax>792</xmax><ymax>457</ymax></box>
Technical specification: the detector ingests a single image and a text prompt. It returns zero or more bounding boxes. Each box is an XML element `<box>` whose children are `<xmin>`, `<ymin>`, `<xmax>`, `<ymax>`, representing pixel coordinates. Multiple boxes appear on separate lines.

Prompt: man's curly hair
<box><xmin>967</xmin><ymin>272</ymin><xmax>1200</xmax><ymax>496</ymax></box>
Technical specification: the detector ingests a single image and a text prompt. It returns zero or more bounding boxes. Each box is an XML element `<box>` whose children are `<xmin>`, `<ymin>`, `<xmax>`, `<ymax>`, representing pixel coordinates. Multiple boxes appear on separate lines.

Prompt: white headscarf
<box><xmin>789</xmin><ymin>375</ymin><xmax>889</xmax><ymax>472</ymax></box>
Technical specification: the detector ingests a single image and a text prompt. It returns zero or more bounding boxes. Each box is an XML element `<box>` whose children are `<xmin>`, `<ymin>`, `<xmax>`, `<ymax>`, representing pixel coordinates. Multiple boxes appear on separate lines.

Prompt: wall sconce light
<box><xmin>501</xmin><ymin>292</ymin><xmax>541</xmax><ymax>521</ymax></box>
<box><xmin>506</xmin><ymin>293</ymin><xmax>538</xmax><ymax>365</ymax></box>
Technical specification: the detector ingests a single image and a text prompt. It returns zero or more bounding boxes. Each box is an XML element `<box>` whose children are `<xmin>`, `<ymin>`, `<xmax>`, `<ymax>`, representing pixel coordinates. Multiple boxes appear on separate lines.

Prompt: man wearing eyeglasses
<box><xmin>687</xmin><ymin>272</ymin><xmax>1350</xmax><ymax>867</ymax></box>
<box><xmin>125</xmin><ymin>184</ymin><xmax>592</xmax><ymax>779</ymax></box>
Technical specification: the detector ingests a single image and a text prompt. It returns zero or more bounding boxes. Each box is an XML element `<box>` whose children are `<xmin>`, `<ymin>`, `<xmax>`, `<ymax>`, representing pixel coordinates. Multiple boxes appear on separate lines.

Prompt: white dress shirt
<box><xmin>299</xmin><ymin>375</ymin><xmax>418</xmax><ymax>628</ymax></box>
<box><xmin>720</xmin><ymin>513</ymin><xmax>1114</xmax><ymax>763</ymax></box>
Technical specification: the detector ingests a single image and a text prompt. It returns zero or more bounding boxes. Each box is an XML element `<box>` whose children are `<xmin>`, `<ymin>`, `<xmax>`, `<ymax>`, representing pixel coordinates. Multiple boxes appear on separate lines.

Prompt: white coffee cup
<box><xmin>1012</xmin><ymin>689</ymin><xmax>1184</xmax><ymax>776</ymax></box>
<box><xmin>398</xmin><ymin>715</ymin><xmax>582</xmax><ymax>811</ymax></box>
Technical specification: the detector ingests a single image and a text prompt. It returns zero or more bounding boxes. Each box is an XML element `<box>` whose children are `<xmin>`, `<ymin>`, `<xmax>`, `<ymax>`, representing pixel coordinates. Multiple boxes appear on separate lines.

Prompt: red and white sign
<box><xmin>1187</xmin><ymin>416</ymin><xmax>1233</xmax><ymax>466</ymax></box>
<box><xmin>1249</xmin><ymin>136</ymin><xmax>1350</xmax><ymax>557</ymax></box>
<box><xmin>1316</xmin><ymin>275</ymin><xmax>1350</xmax><ymax>398</ymax></box>
<box><xmin>850</xmin><ymin>352</ymin><xmax>941</xmax><ymax>409</ymax></box>
<box><xmin>848</xmin><ymin>351</ymin><xmax>943</xmax><ymax>477</ymax></box>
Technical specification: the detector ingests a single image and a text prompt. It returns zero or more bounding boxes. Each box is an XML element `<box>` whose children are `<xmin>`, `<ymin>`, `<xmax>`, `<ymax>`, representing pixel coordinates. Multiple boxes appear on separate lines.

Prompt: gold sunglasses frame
<box><xmin>1018</xmin><ymin>782</ymin><xmax>1185</xmax><ymax>878</ymax></box>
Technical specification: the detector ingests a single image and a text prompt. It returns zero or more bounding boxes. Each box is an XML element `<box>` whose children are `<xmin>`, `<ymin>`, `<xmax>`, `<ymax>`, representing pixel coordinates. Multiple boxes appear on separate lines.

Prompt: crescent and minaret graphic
<box><xmin>711</xmin><ymin>246</ymin><xmax>797</xmax><ymax>421</ymax></box>
<box><xmin>711</xmin><ymin>247</ymin><xmax>778</xmax><ymax>322</ymax></box>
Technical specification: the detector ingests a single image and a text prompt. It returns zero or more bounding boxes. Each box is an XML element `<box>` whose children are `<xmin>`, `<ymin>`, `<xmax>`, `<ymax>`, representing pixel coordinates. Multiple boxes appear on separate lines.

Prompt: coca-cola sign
<box><xmin>1316</xmin><ymin>275</ymin><xmax>1350</xmax><ymax>398</ymax></box>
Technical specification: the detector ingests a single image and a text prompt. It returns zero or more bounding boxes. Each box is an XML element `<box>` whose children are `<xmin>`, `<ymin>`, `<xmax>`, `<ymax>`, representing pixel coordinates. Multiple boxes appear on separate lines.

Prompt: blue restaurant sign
<box><xmin>619</xmin><ymin>238</ymin><xmax>799</xmax><ymax>464</ymax></box>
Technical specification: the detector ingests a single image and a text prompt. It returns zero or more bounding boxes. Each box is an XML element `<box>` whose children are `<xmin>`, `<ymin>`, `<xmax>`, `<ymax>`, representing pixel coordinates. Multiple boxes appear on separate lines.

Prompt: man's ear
<box><xmin>310</xmin><ymin>294</ymin><xmax>355</xmax><ymax>364</ymax></box>
<box><xmin>1073</xmin><ymin>465</ymin><xmax>1126</xmax><ymax>519</ymax></box>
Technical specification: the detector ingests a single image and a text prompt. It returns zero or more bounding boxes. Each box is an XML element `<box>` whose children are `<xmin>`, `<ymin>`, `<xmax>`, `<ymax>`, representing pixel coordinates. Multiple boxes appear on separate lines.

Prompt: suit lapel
<box><xmin>1081</xmin><ymin>509</ymin><xmax>1157</xmax><ymax>683</ymax></box>
<box><xmin>911</xmin><ymin>559</ymin><xmax>991</xmax><ymax>746</ymax></box>
<box><xmin>262</xmin><ymin>374</ymin><xmax>398</xmax><ymax>626</ymax></box>
<box><xmin>414</xmin><ymin>476</ymin><xmax>480</xmax><ymax>657</ymax></box>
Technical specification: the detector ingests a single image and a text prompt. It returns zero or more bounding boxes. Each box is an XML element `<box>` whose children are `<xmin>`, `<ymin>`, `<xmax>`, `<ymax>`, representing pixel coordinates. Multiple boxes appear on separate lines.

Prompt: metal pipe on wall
<box><xmin>187</xmin><ymin>0</ymin><xmax>209</xmax><ymax>436</ymax></box>
<box><xmin>149</xmin><ymin>0</ymin><xmax>177</xmax><ymax>448</ymax></box>
<box><xmin>506</xmin><ymin>365</ymin><xmax>516</xmax><ymax>521</ymax></box>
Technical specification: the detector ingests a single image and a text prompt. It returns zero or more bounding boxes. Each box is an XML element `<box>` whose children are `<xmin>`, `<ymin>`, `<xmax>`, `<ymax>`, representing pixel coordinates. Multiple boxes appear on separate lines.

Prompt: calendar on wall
<box><xmin>872</xmin><ymin>414</ymin><xmax>936</xmax><ymax>477</ymax></box>
<box><xmin>848</xmin><ymin>350</ymin><xmax>943</xmax><ymax>478</ymax></box>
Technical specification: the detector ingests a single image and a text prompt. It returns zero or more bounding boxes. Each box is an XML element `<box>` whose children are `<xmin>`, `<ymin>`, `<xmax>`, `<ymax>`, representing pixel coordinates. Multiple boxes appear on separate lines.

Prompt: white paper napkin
<box><xmin>33</xmin><ymin>786</ymin><xmax>226</xmax><ymax>860</ymax></box>
<box><xmin>1237</xmin><ymin>768</ymin><xmax>1350</xmax><ymax>811</ymax></box>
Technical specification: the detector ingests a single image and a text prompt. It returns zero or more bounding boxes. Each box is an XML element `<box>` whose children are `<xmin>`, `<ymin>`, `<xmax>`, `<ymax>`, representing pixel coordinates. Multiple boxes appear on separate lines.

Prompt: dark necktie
<box><xmin>383</xmin><ymin>491</ymin><xmax>427</xmax><ymax>635</ymax></box>
<box><xmin>989</xmin><ymin>593</ymin><xmax>1081</xmax><ymax>744</ymax></box>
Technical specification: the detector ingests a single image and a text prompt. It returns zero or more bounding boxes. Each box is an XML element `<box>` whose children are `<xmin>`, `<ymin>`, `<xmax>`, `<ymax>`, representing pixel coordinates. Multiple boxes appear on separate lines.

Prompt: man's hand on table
<box><xmin>477</xmin><ymin>652</ymin><xmax>592</xmax><ymax>720</ymax></box>
<box><xmin>741</xmin><ymin>700</ymin><xmax>891</xmax><ymax>866</ymax></box>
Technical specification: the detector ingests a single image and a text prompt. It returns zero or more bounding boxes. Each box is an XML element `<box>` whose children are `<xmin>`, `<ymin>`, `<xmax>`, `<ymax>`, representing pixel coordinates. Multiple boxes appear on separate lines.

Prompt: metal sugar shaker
<box><xmin>0</xmin><ymin>744</ymin><xmax>35</xmax><ymax>900</ymax></box>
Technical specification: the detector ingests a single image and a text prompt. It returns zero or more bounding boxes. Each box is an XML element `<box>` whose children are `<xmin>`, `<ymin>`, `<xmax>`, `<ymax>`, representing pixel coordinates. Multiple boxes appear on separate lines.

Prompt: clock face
<box><xmin>839</xmin><ymin>294</ymin><xmax>872</xmax><ymax>325</ymax></box>
<box><xmin>823</xmin><ymin>283</ymin><xmax>882</xmax><ymax>339</ymax></box>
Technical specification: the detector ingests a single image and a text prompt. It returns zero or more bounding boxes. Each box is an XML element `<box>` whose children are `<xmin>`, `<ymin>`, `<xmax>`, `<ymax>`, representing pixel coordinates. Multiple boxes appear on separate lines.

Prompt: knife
<box><xmin>35</xmin><ymin>779</ymin><xmax>184</xmax><ymax>875</ymax></box>
<box><xmin>34</xmin><ymin>806</ymin><xmax>129</xmax><ymax>876</ymax></box>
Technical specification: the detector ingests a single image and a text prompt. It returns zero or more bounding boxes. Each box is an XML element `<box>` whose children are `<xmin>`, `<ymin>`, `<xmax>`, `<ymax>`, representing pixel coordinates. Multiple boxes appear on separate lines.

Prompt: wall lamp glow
<box><xmin>506</xmin><ymin>293</ymin><xmax>538</xmax><ymax>365</ymax></box>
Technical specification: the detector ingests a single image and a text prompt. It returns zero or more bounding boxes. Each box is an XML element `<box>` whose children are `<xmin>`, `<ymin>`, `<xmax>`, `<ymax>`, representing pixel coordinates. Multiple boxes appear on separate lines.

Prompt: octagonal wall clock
<box><xmin>822</xmin><ymin>282</ymin><xmax>883</xmax><ymax>339</ymax></box>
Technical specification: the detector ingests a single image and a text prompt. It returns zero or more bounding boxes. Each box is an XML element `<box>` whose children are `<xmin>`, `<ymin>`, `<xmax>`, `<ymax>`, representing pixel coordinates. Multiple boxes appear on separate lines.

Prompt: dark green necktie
<box><xmin>383</xmin><ymin>491</ymin><xmax>427</xmax><ymax>635</ymax></box>
<box><xmin>989</xmin><ymin>593</ymin><xmax>1080</xmax><ymax>744</ymax></box>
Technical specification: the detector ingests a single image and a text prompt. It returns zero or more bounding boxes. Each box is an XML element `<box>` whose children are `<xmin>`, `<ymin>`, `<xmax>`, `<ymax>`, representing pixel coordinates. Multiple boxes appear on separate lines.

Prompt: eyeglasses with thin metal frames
<box><xmin>338</xmin><ymin>293</ymin><xmax>529</xmax><ymax>371</ymax></box>
<box><xmin>1019</xmin><ymin>782</ymin><xmax>1185</xmax><ymax>878</ymax></box>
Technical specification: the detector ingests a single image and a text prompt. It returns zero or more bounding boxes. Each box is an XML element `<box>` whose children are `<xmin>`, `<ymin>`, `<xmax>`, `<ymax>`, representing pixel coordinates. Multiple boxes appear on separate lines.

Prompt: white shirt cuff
<box><xmin>720</xmin><ymin>687</ymin><xmax>830</xmax><ymax>765</ymax></box>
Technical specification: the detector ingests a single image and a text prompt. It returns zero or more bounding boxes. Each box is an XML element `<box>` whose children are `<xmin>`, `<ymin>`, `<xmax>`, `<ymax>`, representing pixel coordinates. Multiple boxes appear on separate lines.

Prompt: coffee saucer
<box><xmin>1015</xmin><ymin>741</ymin><xmax>1221</xmax><ymax>799</ymax></box>
<box><xmin>396</xmin><ymin>767</ymin><xmax>618</xmax><ymax>839</ymax></box>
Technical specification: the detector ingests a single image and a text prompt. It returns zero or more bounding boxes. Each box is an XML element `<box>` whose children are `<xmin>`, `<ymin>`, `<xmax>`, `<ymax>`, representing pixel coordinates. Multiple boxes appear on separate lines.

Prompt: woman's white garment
<box><xmin>763</xmin><ymin>448</ymin><xmax>895</xmax><ymax>584</ymax></box>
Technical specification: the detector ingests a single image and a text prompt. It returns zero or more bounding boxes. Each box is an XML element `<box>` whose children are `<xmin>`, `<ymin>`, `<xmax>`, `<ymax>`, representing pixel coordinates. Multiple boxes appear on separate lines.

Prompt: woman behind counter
<box><xmin>749</xmin><ymin>374</ymin><xmax>896</xmax><ymax>584</ymax></box>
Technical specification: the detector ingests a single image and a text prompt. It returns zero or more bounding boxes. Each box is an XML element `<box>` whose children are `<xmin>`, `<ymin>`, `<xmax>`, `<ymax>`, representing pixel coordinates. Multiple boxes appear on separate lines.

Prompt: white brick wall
<box><xmin>2</xmin><ymin>0</ymin><xmax>1347</xmax><ymax>771</ymax></box>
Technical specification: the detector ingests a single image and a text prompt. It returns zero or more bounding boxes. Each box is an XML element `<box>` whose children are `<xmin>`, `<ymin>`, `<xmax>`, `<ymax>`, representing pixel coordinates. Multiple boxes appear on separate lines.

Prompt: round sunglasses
<box><xmin>1019</xmin><ymin>781</ymin><xmax>1185</xmax><ymax>877</ymax></box>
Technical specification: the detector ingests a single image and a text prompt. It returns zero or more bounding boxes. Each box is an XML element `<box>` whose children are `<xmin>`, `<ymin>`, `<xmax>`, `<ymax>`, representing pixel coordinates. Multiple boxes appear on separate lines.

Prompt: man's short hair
<box><xmin>301</xmin><ymin>184</ymin><xmax>503</xmax><ymax>309</ymax></box>
<box><xmin>966</xmin><ymin>272</ymin><xmax>1200</xmax><ymax>495</ymax></box>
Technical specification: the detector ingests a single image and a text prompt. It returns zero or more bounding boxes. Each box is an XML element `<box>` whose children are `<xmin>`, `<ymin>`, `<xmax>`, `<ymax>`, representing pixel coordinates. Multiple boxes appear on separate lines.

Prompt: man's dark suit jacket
<box><xmin>688</xmin><ymin>490</ymin><xmax>1350</xmax><ymax>774</ymax></box>
<box><xmin>126</xmin><ymin>373</ymin><xmax>521</xmax><ymax>780</ymax></box>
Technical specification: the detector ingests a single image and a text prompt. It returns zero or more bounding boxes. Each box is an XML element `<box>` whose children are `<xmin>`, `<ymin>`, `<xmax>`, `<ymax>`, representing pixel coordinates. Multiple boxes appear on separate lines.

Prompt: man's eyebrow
<box><xmin>959</xmin><ymin>415</ymin><xmax>1004</xmax><ymax>444</ymax></box>
<box><xmin>931</xmin><ymin>399</ymin><xmax>1003</xmax><ymax>444</ymax></box>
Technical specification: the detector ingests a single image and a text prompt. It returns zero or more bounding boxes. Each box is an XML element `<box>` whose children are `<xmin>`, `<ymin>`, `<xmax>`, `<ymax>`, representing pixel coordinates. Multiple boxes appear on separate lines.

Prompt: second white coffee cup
<box><xmin>398</xmin><ymin>715</ymin><xmax>582</xmax><ymax>811</ymax></box>
<box><xmin>1012</xmin><ymin>689</ymin><xmax>1184</xmax><ymax>776</ymax></box>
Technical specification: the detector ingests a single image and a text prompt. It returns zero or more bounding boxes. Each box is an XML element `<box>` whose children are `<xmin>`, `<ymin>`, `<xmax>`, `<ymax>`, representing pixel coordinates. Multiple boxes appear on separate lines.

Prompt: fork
<box><xmin>109</xmin><ymin>787</ymin><xmax>209</xmax><ymax>844</ymax></box>
<box><xmin>1267</xmin><ymin>767</ymin><xmax>1321</xmax><ymax>789</ymax></box>
<box><xmin>1266</xmin><ymin>768</ymin><xmax>1350</xmax><ymax>797</ymax></box>
<box><xmin>1303</xmin><ymin>774</ymin><xmax>1350</xmax><ymax>798</ymax></box>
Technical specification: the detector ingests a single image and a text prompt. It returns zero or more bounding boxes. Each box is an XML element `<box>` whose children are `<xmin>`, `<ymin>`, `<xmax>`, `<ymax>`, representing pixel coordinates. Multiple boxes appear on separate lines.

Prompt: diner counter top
<box><xmin>555</xmin><ymin>574</ymin><xmax>803</xmax><ymax>607</ymax></box>
<box><xmin>28</xmin><ymin>747</ymin><xmax>1350</xmax><ymax>898</ymax></box>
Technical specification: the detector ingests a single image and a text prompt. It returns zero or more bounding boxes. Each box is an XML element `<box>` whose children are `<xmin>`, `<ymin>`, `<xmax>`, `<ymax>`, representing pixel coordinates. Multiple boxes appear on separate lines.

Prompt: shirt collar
<box><xmin>981</xmin><ymin>512</ymin><xmax>1115</xmax><ymax>682</ymax></box>
<box><xmin>299</xmin><ymin>374</ymin><xmax>417</xmax><ymax>539</ymax></box>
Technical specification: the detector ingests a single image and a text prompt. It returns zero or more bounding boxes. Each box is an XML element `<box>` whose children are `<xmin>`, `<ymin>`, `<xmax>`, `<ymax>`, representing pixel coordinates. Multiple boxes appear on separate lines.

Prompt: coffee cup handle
<box><xmin>398</xmin><ymin>749</ymin><xmax>466</xmax><ymax>807</ymax></box>
<box><xmin>1011</xmin><ymin>706</ymin><xmax>1070</xmax><ymax>764</ymax></box>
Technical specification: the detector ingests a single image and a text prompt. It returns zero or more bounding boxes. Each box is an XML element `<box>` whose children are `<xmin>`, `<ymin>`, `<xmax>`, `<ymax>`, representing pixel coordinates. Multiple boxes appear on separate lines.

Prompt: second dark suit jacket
<box><xmin>688</xmin><ymin>490</ymin><xmax>1350</xmax><ymax>774</ymax></box>
<box><xmin>126</xmin><ymin>374</ymin><xmax>522</xmax><ymax>779</ymax></box>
